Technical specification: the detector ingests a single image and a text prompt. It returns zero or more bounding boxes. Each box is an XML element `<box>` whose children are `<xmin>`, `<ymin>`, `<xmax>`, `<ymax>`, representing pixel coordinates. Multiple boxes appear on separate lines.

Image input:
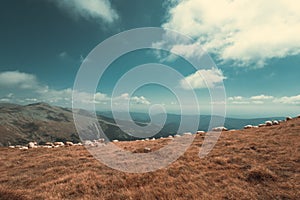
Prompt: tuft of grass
<box><xmin>0</xmin><ymin>187</ymin><xmax>28</xmax><ymax>200</ymax></box>
<box><xmin>246</xmin><ymin>167</ymin><xmax>277</xmax><ymax>183</ymax></box>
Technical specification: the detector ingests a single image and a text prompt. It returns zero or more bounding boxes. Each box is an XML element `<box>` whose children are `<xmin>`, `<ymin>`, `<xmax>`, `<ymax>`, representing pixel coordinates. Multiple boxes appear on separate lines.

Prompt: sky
<box><xmin>0</xmin><ymin>0</ymin><xmax>300</xmax><ymax>118</ymax></box>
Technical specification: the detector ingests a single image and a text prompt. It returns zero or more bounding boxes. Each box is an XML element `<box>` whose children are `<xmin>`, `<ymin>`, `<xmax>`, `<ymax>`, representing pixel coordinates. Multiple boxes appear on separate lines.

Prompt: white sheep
<box><xmin>212</xmin><ymin>127</ymin><xmax>228</xmax><ymax>131</ymax></box>
<box><xmin>183</xmin><ymin>132</ymin><xmax>192</xmax><ymax>136</ymax></box>
<box><xmin>98</xmin><ymin>138</ymin><xmax>105</xmax><ymax>143</ymax></box>
<box><xmin>168</xmin><ymin>135</ymin><xmax>174</xmax><ymax>139</ymax></box>
<box><xmin>8</xmin><ymin>146</ymin><xmax>15</xmax><ymax>149</ymax></box>
<box><xmin>19</xmin><ymin>146</ymin><xmax>28</xmax><ymax>150</ymax></box>
<box><xmin>42</xmin><ymin>145</ymin><xmax>52</xmax><ymax>148</ymax></box>
<box><xmin>286</xmin><ymin>116</ymin><xmax>293</xmax><ymax>121</ymax></box>
<box><xmin>112</xmin><ymin>140</ymin><xmax>119</xmax><ymax>143</ymax></box>
<box><xmin>28</xmin><ymin>142</ymin><xmax>37</xmax><ymax>148</ymax></box>
<box><xmin>272</xmin><ymin>120</ymin><xmax>279</xmax><ymax>125</ymax></box>
<box><xmin>45</xmin><ymin>142</ymin><xmax>54</xmax><ymax>147</ymax></box>
<box><xmin>196</xmin><ymin>131</ymin><xmax>205</xmax><ymax>134</ymax></box>
<box><xmin>151</xmin><ymin>138</ymin><xmax>156</xmax><ymax>141</ymax></box>
<box><xmin>54</xmin><ymin>142</ymin><xmax>64</xmax><ymax>146</ymax></box>
<box><xmin>144</xmin><ymin>147</ymin><xmax>151</xmax><ymax>153</ymax></box>
<box><xmin>265</xmin><ymin>121</ymin><xmax>273</xmax><ymax>126</ymax></box>
<box><xmin>65</xmin><ymin>141</ymin><xmax>74</xmax><ymax>146</ymax></box>
<box><xmin>258</xmin><ymin>124</ymin><xmax>266</xmax><ymax>127</ymax></box>
<box><xmin>244</xmin><ymin>125</ymin><xmax>253</xmax><ymax>129</ymax></box>
<box><xmin>145</xmin><ymin>138</ymin><xmax>149</xmax><ymax>141</ymax></box>
<box><xmin>174</xmin><ymin>135</ymin><xmax>181</xmax><ymax>138</ymax></box>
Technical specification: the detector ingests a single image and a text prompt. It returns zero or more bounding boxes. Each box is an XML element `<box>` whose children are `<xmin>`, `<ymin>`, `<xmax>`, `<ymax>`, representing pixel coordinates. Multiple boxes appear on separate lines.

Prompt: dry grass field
<box><xmin>0</xmin><ymin>118</ymin><xmax>299</xmax><ymax>200</ymax></box>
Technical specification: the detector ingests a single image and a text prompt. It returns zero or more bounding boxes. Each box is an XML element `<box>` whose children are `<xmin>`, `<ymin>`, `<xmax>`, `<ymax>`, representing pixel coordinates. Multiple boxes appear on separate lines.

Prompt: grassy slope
<box><xmin>0</xmin><ymin>118</ymin><xmax>299</xmax><ymax>200</ymax></box>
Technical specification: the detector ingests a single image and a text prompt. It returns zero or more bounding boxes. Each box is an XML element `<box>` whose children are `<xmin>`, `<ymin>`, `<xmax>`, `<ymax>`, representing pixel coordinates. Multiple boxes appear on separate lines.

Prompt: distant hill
<box><xmin>99</xmin><ymin>111</ymin><xmax>285</xmax><ymax>133</ymax></box>
<box><xmin>0</xmin><ymin>103</ymin><xmax>133</xmax><ymax>146</ymax></box>
<box><xmin>0</xmin><ymin>103</ymin><xmax>285</xmax><ymax>146</ymax></box>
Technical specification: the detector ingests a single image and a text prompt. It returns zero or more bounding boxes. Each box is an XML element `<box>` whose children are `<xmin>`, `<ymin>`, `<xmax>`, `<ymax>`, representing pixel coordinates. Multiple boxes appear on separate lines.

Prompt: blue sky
<box><xmin>0</xmin><ymin>0</ymin><xmax>300</xmax><ymax>118</ymax></box>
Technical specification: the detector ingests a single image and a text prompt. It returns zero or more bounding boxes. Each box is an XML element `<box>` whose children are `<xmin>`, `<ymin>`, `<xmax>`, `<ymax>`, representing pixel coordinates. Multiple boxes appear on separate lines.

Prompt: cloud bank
<box><xmin>0</xmin><ymin>71</ymin><xmax>151</xmax><ymax>107</ymax></box>
<box><xmin>163</xmin><ymin>0</ymin><xmax>300</xmax><ymax>67</ymax></box>
<box><xmin>228</xmin><ymin>94</ymin><xmax>300</xmax><ymax>105</ymax></box>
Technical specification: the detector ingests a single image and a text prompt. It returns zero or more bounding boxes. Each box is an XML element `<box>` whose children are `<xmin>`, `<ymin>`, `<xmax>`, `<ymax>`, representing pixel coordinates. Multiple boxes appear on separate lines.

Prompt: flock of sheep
<box><xmin>8</xmin><ymin>116</ymin><xmax>299</xmax><ymax>150</ymax></box>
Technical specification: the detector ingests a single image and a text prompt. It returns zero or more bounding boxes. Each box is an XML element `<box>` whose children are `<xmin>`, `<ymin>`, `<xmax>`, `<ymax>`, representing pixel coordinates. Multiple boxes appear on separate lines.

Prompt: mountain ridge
<box><xmin>0</xmin><ymin>102</ymin><xmax>286</xmax><ymax>146</ymax></box>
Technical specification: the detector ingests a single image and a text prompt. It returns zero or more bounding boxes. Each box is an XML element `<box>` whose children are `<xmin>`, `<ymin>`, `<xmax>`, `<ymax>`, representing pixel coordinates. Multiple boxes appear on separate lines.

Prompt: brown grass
<box><xmin>0</xmin><ymin>118</ymin><xmax>299</xmax><ymax>199</ymax></box>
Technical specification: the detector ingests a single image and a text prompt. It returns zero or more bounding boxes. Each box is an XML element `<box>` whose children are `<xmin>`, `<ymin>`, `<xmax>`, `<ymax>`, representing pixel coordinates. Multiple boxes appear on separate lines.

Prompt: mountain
<box><xmin>0</xmin><ymin>103</ymin><xmax>134</xmax><ymax>146</ymax></box>
<box><xmin>0</xmin><ymin>103</ymin><xmax>285</xmax><ymax>146</ymax></box>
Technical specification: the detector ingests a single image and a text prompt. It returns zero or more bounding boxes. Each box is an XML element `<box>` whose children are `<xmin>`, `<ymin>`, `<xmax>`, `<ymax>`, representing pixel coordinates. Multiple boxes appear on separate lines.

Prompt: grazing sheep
<box><xmin>212</xmin><ymin>127</ymin><xmax>228</xmax><ymax>131</ymax></box>
<box><xmin>183</xmin><ymin>132</ymin><xmax>192</xmax><ymax>136</ymax></box>
<box><xmin>297</xmin><ymin>115</ymin><xmax>300</xmax><ymax>118</ymax></box>
<box><xmin>168</xmin><ymin>135</ymin><xmax>174</xmax><ymax>139</ymax></box>
<box><xmin>197</xmin><ymin>131</ymin><xmax>205</xmax><ymax>134</ymax></box>
<box><xmin>112</xmin><ymin>140</ymin><xmax>119</xmax><ymax>143</ymax></box>
<box><xmin>98</xmin><ymin>138</ymin><xmax>105</xmax><ymax>143</ymax></box>
<box><xmin>28</xmin><ymin>142</ymin><xmax>37</xmax><ymax>148</ymax></box>
<box><xmin>174</xmin><ymin>135</ymin><xmax>181</xmax><ymax>138</ymax></box>
<box><xmin>42</xmin><ymin>145</ymin><xmax>52</xmax><ymax>148</ymax></box>
<box><xmin>272</xmin><ymin>120</ymin><xmax>279</xmax><ymax>125</ymax></box>
<box><xmin>265</xmin><ymin>121</ymin><xmax>273</xmax><ymax>126</ymax></box>
<box><xmin>45</xmin><ymin>142</ymin><xmax>54</xmax><ymax>147</ymax></box>
<box><xmin>19</xmin><ymin>146</ymin><xmax>28</xmax><ymax>150</ymax></box>
<box><xmin>65</xmin><ymin>141</ymin><xmax>74</xmax><ymax>146</ymax></box>
<box><xmin>8</xmin><ymin>146</ymin><xmax>15</xmax><ymax>149</ymax></box>
<box><xmin>286</xmin><ymin>116</ymin><xmax>293</xmax><ymax>121</ymax></box>
<box><xmin>144</xmin><ymin>147</ymin><xmax>151</xmax><ymax>153</ymax></box>
<box><xmin>83</xmin><ymin>140</ymin><xmax>92</xmax><ymax>146</ymax></box>
<box><xmin>145</xmin><ymin>138</ymin><xmax>149</xmax><ymax>141</ymax></box>
<box><xmin>54</xmin><ymin>142</ymin><xmax>64</xmax><ymax>146</ymax></box>
<box><xmin>258</xmin><ymin>124</ymin><xmax>266</xmax><ymax>127</ymax></box>
<box><xmin>151</xmin><ymin>138</ymin><xmax>156</xmax><ymax>141</ymax></box>
<box><xmin>253</xmin><ymin>126</ymin><xmax>259</xmax><ymax>128</ymax></box>
<box><xmin>244</xmin><ymin>125</ymin><xmax>253</xmax><ymax>129</ymax></box>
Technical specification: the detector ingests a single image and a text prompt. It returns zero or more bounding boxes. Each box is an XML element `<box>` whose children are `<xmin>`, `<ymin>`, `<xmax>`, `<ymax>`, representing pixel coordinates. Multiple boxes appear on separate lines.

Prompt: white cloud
<box><xmin>274</xmin><ymin>94</ymin><xmax>300</xmax><ymax>105</ymax></box>
<box><xmin>52</xmin><ymin>0</ymin><xmax>118</xmax><ymax>23</ymax></box>
<box><xmin>228</xmin><ymin>96</ymin><xmax>243</xmax><ymax>101</ymax></box>
<box><xmin>131</xmin><ymin>96</ymin><xmax>151</xmax><ymax>105</ymax></box>
<box><xmin>251</xmin><ymin>95</ymin><xmax>274</xmax><ymax>100</ymax></box>
<box><xmin>163</xmin><ymin>0</ymin><xmax>300</xmax><ymax>67</ymax></box>
<box><xmin>0</xmin><ymin>71</ymin><xmax>151</xmax><ymax>107</ymax></box>
<box><xmin>114</xmin><ymin>93</ymin><xmax>151</xmax><ymax>105</ymax></box>
<box><xmin>180</xmin><ymin>68</ymin><xmax>226</xmax><ymax>90</ymax></box>
<box><xmin>229</xmin><ymin>95</ymin><xmax>274</xmax><ymax>104</ymax></box>
<box><xmin>0</xmin><ymin>71</ymin><xmax>38</xmax><ymax>89</ymax></box>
